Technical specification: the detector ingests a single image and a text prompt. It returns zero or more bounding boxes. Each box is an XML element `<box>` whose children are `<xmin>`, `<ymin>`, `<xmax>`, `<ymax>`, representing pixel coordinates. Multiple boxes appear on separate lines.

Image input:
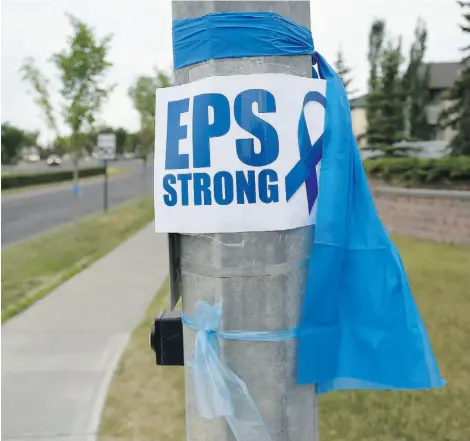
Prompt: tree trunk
<box><xmin>73</xmin><ymin>153</ymin><xmax>80</xmax><ymax>240</ymax></box>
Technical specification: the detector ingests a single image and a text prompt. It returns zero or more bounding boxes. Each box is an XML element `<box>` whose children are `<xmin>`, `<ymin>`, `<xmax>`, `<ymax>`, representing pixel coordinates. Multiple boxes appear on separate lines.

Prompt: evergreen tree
<box><xmin>364</xmin><ymin>19</ymin><xmax>386</xmax><ymax>147</ymax></box>
<box><xmin>363</xmin><ymin>20</ymin><xmax>408</xmax><ymax>155</ymax></box>
<box><xmin>334</xmin><ymin>47</ymin><xmax>357</xmax><ymax>98</ymax></box>
<box><xmin>440</xmin><ymin>1</ymin><xmax>470</xmax><ymax>156</ymax></box>
<box><xmin>378</xmin><ymin>38</ymin><xmax>407</xmax><ymax>147</ymax></box>
<box><xmin>404</xmin><ymin>19</ymin><xmax>432</xmax><ymax>141</ymax></box>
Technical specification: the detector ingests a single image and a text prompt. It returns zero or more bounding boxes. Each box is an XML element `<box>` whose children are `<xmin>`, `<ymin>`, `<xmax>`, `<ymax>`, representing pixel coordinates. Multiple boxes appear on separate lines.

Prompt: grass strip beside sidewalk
<box><xmin>98</xmin><ymin>237</ymin><xmax>470</xmax><ymax>441</ymax></box>
<box><xmin>98</xmin><ymin>278</ymin><xmax>186</xmax><ymax>441</ymax></box>
<box><xmin>1</xmin><ymin>197</ymin><xmax>154</xmax><ymax>322</ymax></box>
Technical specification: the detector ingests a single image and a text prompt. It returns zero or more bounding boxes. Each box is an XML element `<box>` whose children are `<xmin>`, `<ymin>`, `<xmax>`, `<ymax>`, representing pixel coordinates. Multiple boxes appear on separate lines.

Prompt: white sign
<box><xmin>95</xmin><ymin>133</ymin><xmax>116</xmax><ymax>160</ymax></box>
<box><xmin>154</xmin><ymin>73</ymin><xmax>326</xmax><ymax>233</ymax></box>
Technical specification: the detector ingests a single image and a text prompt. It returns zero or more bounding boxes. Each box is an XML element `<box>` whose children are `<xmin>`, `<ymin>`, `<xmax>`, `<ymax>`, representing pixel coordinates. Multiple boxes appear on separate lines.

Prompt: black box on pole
<box><xmin>150</xmin><ymin>310</ymin><xmax>184</xmax><ymax>366</ymax></box>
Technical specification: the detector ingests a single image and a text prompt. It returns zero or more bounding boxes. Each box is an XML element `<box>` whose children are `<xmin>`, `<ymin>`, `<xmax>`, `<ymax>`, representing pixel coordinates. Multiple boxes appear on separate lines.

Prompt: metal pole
<box><xmin>103</xmin><ymin>159</ymin><xmax>108</xmax><ymax>212</ymax></box>
<box><xmin>171</xmin><ymin>1</ymin><xmax>318</xmax><ymax>440</ymax></box>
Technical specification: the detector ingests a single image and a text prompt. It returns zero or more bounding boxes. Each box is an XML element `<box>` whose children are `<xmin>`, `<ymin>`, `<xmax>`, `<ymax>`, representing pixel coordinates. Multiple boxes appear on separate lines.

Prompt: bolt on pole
<box><xmin>171</xmin><ymin>1</ymin><xmax>318</xmax><ymax>441</ymax></box>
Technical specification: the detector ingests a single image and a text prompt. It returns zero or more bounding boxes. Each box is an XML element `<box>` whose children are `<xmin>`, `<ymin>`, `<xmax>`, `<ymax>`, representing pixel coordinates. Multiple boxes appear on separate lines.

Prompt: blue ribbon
<box><xmin>173</xmin><ymin>9</ymin><xmax>445</xmax><ymax>427</ymax></box>
<box><xmin>173</xmin><ymin>12</ymin><xmax>314</xmax><ymax>70</ymax></box>
<box><xmin>285</xmin><ymin>91</ymin><xmax>325</xmax><ymax>213</ymax></box>
<box><xmin>183</xmin><ymin>301</ymin><xmax>298</xmax><ymax>441</ymax></box>
<box><xmin>72</xmin><ymin>184</ymin><xmax>82</xmax><ymax>196</ymax></box>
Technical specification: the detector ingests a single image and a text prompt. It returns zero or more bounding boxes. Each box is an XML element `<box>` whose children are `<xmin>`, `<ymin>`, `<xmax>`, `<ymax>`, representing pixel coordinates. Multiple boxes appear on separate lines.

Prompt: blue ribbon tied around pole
<box><xmin>285</xmin><ymin>91</ymin><xmax>325</xmax><ymax>213</ymax></box>
<box><xmin>183</xmin><ymin>301</ymin><xmax>298</xmax><ymax>441</ymax></box>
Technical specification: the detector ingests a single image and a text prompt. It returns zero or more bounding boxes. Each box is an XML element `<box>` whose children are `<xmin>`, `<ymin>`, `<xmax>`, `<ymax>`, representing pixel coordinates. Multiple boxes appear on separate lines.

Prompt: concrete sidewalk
<box><xmin>1</xmin><ymin>225</ymin><xmax>168</xmax><ymax>441</ymax></box>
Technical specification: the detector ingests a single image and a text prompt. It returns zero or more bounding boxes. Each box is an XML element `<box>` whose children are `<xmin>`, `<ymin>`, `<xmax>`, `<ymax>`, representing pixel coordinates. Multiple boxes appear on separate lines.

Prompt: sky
<box><xmin>1</xmin><ymin>0</ymin><xmax>467</xmax><ymax>144</ymax></box>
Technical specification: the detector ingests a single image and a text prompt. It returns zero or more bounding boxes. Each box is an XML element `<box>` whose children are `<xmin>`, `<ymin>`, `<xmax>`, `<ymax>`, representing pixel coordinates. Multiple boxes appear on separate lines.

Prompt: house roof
<box><xmin>427</xmin><ymin>62</ymin><xmax>461</xmax><ymax>90</ymax></box>
<box><xmin>350</xmin><ymin>61</ymin><xmax>462</xmax><ymax>108</ymax></box>
<box><xmin>350</xmin><ymin>95</ymin><xmax>367</xmax><ymax>109</ymax></box>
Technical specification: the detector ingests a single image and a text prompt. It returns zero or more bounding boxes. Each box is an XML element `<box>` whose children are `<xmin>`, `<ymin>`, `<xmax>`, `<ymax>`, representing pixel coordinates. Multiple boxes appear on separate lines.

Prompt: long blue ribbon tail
<box><xmin>183</xmin><ymin>301</ymin><xmax>272</xmax><ymax>441</ymax></box>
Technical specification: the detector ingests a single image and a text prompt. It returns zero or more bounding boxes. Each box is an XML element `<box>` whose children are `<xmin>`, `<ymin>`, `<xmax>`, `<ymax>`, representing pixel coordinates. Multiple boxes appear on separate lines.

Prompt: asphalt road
<box><xmin>1</xmin><ymin>157</ymin><xmax>102</xmax><ymax>174</ymax></box>
<box><xmin>1</xmin><ymin>160</ymin><xmax>153</xmax><ymax>247</ymax></box>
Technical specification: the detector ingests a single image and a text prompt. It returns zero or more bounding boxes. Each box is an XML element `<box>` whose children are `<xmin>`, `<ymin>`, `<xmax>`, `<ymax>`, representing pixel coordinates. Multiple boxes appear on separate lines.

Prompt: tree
<box><xmin>379</xmin><ymin>38</ymin><xmax>406</xmax><ymax>147</ymax></box>
<box><xmin>404</xmin><ymin>19</ymin><xmax>432</xmax><ymax>141</ymax></box>
<box><xmin>52</xmin><ymin>133</ymin><xmax>95</xmax><ymax>156</ymax></box>
<box><xmin>52</xmin><ymin>135</ymin><xmax>71</xmax><ymax>156</ymax></box>
<box><xmin>334</xmin><ymin>47</ymin><xmax>357</xmax><ymax>98</ymax></box>
<box><xmin>1</xmin><ymin>123</ymin><xmax>38</xmax><ymax>165</ymax></box>
<box><xmin>51</xmin><ymin>15</ymin><xmax>114</xmax><ymax>165</ymax></box>
<box><xmin>362</xmin><ymin>20</ymin><xmax>408</xmax><ymax>156</ymax></box>
<box><xmin>21</xmin><ymin>58</ymin><xmax>58</xmax><ymax>136</ymax></box>
<box><xmin>21</xmin><ymin>14</ymin><xmax>114</xmax><ymax>236</ymax></box>
<box><xmin>129</xmin><ymin>69</ymin><xmax>171</xmax><ymax>192</ymax></box>
<box><xmin>114</xmin><ymin>127</ymin><xmax>129</xmax><ymax>156</ymax></box>
<box><xmin>364</xmin><ymin>19</ymin><xmax>386</xmax><ymax>147</ymax></box>
<box><xmin>440</xmin><ymin>1</ymin><xmax>470</xmax><ymax>156</ymax></box>
<box><xmin>124</xmin><ymin>132</ymin><xmax>139</xmax><ymax>154</ymax></box>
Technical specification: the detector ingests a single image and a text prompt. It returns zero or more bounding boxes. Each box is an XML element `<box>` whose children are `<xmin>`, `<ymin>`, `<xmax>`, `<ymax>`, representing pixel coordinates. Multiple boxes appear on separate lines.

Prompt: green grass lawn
<box><xmin>1</xmin><ymin>197</ymin><xmax>153</xmax><ymax>322</ymax></box>
<box><xmin>98</xmin><ymin>237</ymin><xmax>470</xmax><ymax>441</ymax></box>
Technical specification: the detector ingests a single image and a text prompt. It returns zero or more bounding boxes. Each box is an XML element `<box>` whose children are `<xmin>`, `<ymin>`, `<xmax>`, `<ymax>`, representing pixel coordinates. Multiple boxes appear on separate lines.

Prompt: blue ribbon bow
<box><xmin>183</xmin><ymin>301</ymin><xmax>299</xmax><ymax>441</ymax></box>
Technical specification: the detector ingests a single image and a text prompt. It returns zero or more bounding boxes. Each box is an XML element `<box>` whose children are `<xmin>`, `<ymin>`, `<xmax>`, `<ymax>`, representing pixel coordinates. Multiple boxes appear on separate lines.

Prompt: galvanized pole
<box><xmin>171</xmin><ymin>1</ymin><xmax>318</xmax><ymax>440</ymax></box>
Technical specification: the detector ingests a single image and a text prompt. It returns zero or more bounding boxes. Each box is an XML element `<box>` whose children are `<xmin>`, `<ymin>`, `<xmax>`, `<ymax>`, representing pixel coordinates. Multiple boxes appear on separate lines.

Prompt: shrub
<box><xmin>2</xmin><ymin>166</ymin><xmax>105</xmax><ymax>189</ymax></box>
<box><xmin>363</xmin><ymin>157</ymin><xmax>470</xmax><ymax>188</ymax></box>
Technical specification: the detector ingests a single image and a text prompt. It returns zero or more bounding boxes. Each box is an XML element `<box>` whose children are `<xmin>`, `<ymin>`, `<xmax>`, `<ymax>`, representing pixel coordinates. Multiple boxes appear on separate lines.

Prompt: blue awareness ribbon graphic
<box><xmin>285</xmin><ymin>91</ymin><xmax>326</xmax><ymax>213</ymax></box>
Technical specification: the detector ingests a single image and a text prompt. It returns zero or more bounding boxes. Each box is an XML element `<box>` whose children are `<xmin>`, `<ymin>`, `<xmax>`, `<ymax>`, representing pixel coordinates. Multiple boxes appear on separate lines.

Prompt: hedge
<box><xmin>2</xmin><ymin>166</ymin><xmax>106</xmax><ymax>190</ymax></box>
<box><xmin>363</xmin><ymin>157</ymin><xmax>470</xmax><ymax>188</ymax></box>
